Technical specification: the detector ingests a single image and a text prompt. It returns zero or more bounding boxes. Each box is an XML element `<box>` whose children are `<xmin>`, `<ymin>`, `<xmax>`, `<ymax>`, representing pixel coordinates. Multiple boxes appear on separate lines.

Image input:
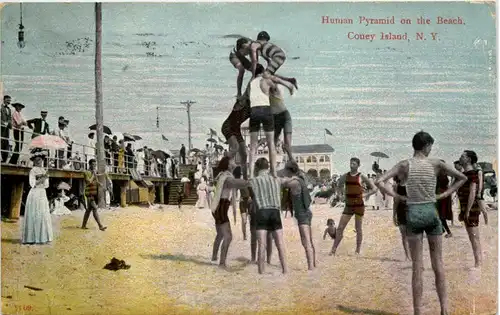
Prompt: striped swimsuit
<box><xmin>343</xmin><ymin>172</ymin><xmax>365</xmax><ymax>217</ymax></box>
<box><xmin>257</xmin><ymin>40</ymin><xmax>286</xmax><ymax>74</ymax></box>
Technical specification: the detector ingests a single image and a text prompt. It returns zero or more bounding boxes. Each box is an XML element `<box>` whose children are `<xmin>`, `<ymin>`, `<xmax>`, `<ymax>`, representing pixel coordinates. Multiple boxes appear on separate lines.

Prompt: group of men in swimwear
<box><xmin>221</xmin><ymin>31</ymin><xmax>298</xmax><ymax>181</ymax></box>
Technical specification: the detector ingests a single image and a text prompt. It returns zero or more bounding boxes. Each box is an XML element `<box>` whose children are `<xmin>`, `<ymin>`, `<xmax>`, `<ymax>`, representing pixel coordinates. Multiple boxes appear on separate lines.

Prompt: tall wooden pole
<box><xmin>95</xmin><ymin>2</ymin><xmax>106</xmax><ymax>208</ymax></box>
<box><xmin>180</xmin><ymin>100</ymin><xmax>195</xmax><ymax>150</ymax></box>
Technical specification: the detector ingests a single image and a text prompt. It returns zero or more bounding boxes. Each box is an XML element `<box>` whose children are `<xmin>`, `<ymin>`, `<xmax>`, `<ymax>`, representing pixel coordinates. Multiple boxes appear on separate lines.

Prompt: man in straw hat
<box><xmin>9</xmin><ymin>103</ymin><xmax>28</xmax><ymax>165</ymax></box>
<box><xmin>27</xmin><ymin>110</ymin><xmax>50</xmax><ymax>139</ymax></box>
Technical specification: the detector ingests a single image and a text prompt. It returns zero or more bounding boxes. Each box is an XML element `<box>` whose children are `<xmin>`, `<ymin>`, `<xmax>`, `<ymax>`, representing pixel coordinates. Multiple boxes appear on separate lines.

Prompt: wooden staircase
<box><xmin>167</xmin><ymin>164</ymin><xmax>198</xmax><ymax>205</ymax></box>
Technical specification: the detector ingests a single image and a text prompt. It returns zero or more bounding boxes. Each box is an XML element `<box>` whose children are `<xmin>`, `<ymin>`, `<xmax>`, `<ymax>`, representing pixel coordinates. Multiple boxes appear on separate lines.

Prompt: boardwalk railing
<box><xmin>0</xmin><ymin>127</ymin><xmax>165</xmax><ymax>177</ymax></box>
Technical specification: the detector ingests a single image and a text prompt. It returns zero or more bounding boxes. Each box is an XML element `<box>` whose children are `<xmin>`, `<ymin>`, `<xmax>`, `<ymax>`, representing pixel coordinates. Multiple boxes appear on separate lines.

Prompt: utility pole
<box><xmin>94</xmin><ymin>2</ymin><xmax>106</xmax><ymax>208</ymax></box>
<box><xmin>156</xmin><ymin>106</ymin><xmax>159</xmax><ymax>129</ymax></box>
<box><xmin>180</xmin><ymin>100</ymin><xmax>195</xmax><ymax>150</ymax></box>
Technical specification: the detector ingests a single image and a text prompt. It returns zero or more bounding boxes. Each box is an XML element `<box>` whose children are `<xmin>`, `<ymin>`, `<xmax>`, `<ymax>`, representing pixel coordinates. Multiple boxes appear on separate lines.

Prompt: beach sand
<box><xmin>1</xmin><ymin>204</ymin><xmax>497</xmax><ymax>315</ymax></box>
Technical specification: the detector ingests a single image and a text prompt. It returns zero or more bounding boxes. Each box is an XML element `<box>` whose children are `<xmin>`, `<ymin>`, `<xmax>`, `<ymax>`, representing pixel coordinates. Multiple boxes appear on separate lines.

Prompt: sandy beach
<box><xmin>1</xmin><ymin>204</ymin><xmax>497</xmax><ymax>315</ymax></box>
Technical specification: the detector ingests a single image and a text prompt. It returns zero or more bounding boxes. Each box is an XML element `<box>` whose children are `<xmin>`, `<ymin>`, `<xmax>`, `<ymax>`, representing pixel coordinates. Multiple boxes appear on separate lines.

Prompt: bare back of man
<box><xmin>269</xmin><ymin>78</ymin><xmax>294</xmax><ymax>161</ymax></box>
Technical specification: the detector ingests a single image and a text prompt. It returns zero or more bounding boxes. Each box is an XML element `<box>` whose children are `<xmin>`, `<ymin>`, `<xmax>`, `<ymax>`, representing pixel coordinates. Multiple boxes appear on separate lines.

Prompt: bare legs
<box><xmin>81</xmin><ymin>198</ymin><xmax>106</xmax><ymax>231</ymax></box>
<box><xmin>248</xmin><ymin>132</ymin><xmax>259</xmax><ymax>178</ymax></box>
<box><xmin>257</xmin><ymin>229</ymin><xmax>287</xmax><ymax>274</ymax></box>
<box><xmin>408</xmin><ymin>232</ymin><xmax>448</xmax><ymax>315</ymax></box>
<box><xmin>465</xmin><ymin>226</ymin><xmax>482</xmax><ymax>268</ymax></box>
<box><xmin>298</xmin><ymin>224</ymin><xmax>316</xmax><ymax>270</ymax></box>
<box><xmin>330</xmin><ymin>214</ymin><xmax>352</xmax><ymax>255</ymax></box>
<box><xmin>398</xmin><ymin>225</ymin><xmax>411</xmax><ymax>260</ymax></box>
<box><xmin>251</xmin><ymin>226</ymin><xmax>273</xmax><ymax>262</ymax></box>
<box><xmin>354</xmin><ymin>216</ymin><xmax>363</xmax><ymax>254</ymax></box>
<box><xmin>264</xmin><ymin>131</ymin><xmax>277</xmax><ymax>177</ymax></box>
<box><xmin>241</xmin><ymin>212</ymin><xmax>248</xmax><ymax>240</ymax></box>
<box><xmin>211</xmin><ymin>222</ymin><xmax>233</xmax><ymax>267</ymax></box>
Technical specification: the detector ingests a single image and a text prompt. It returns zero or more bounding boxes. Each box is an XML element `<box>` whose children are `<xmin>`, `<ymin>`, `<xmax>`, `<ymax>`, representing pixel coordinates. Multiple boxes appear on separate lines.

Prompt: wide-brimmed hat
<box><xmin>30</xmin><ymin>149</ymin><xmax>47</xmax><ymax>161</ymax></box>
<box><xmin>12</xmin><ymin>103</ymin><xmax>25</xmax><ymax>109</ymax></box>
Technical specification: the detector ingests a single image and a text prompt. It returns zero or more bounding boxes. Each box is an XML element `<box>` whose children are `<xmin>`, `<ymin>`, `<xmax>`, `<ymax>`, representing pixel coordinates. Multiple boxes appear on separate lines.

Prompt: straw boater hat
<box><xmin>12</xmin><ymin>103</ymin><xmax>25</xmax><ymax>109</ymax></box>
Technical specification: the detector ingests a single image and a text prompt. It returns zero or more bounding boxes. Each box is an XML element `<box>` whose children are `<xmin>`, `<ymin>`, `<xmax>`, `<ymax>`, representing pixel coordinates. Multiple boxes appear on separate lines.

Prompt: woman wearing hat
<box><xmin>22</xmin><ymin>151</ymin><xmax>53</xmax><ymax>244</ymax></box>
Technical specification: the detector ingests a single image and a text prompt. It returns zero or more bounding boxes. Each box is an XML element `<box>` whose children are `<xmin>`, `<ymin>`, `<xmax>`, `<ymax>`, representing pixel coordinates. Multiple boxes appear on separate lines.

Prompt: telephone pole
<box><xmin>156</xmin><ymin>106</ymin><xmax>159</xmax><ymax>129</ymax></box>
<box><xmin>94</xmin><ymin>2</ymin><xmax>106</xmax><ymax>208</ymax></box>
<box><xmin>180</xmin><ymin>100</ymin><xmax>195</xmax><ymax>150</ymax></box>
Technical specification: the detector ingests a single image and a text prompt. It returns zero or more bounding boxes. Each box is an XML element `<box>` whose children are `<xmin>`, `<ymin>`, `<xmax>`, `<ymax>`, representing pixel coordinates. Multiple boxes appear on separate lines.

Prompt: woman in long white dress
<box><xmin>22</xmin><ymin>154</ymin><xmax>53</xmax><ymax>244</ymax></box>
<box><xmin>195</xmin><ymin>177</ymin><xmax>208</xmax><ymax>209</ymax></box>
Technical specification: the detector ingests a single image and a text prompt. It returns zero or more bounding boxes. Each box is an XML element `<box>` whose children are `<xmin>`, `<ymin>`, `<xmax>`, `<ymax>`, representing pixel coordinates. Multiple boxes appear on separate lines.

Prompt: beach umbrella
<box><xmin>163</xmin><ymin>149</ymin><xmax>173</xmax><ymax>156</ymax></box>
<box><xmin>132</xmin><ymin>135</ymin><xmax>142</xmax><ymax>140</ymax></box>
<box><xmin>30</xmin><ymin>135</ymin><xmax>67</xmax><ymax>150</ymax></box>
<box><xmin>57</xmin><ymin>182</ymin><xmax>71</xmax><ymax>191</ymax></box>
<box><xmin>180</xmin><ymin>177</ymin><xmax>190</xmax><ymax>183</ymax></box>
<box><xmin>89</xmin><ymin>124</ymin><xmax>112</xmax><ymax>135</ymax></box>
<box><xmin>370</xmin><ymin>151</ymin><xmax>389</xmax><ymax>163</ymax></box>
<box><xmin>152</xmin><ymin>150</ymin><xmax>170</xmax><ymax>160</ymax></box>
<box><xmin>135</xmin><ymin>148</ymin><xmax>144</xmax><ymax>152</ymax></box>
<box><xmin>190</xmin><ymin>148</ymin><xmax>201</xmax><ymax>153</ymax></box>
<box><xmin>123</xmin><ymin>133</ymin><xmax>136</xmax><ymax>142</ymax></box>
<box><xmin>214</xmin><ymin>144</ymin><xmax>224</xmax><ymax>151</ymax></box>
<box><xmin>206</xmin><ymin>138</ymin><xmax>217</xmax><ymax>143</ymax></box>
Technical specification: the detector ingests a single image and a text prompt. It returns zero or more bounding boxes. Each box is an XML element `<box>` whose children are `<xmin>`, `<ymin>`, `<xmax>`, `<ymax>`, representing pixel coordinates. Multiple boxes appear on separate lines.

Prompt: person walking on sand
<box><xmin>22</xmin><ymin>151</ymin><xmax>53</xmax><ymax>245</ymax></box>
<box><xmin>458</xmin><ymin>150</ymin><xmax>487</xmax><ymax>269</ymax></box>
<box><xmin>374</xmin><ymin>131</ymin><xmax>467</xmax><ymax>315</ymax></box>
<box><xmin>248</xmin><ymin>64</ymin><xmax>295</xmax><ymax>178</ymax></box>
<box><xmin>393</xmin><ymin>176</ymin><xmax>410</xmax><ymax>261</ymax></box>
<box><xmin>248</xmin><ymin>157</ymin><xmax>295</xmax><ymax>274</ymax></box>
<box><xmin>269</xmin><ymin>74</ymin><xmax>295</xmax><ymax>162</ymax></box>
<box><xmin>330</xmin><ymin>158</ymin><xmax>377</xmax><ymax>256</ymax></box>
<box><xmin>81</xmin><ymin>159</ymin><xmax>107</xmax><ymax>231</ymax></box>
<box><xmin>210</xmin><ymin>156</ymin><xmax>248</xmax><ymax>269</ymax></box>
<box><xmin>282</xmin><ymin>160</ymin><xmax>316</xmax><ymax>270</ymax></box>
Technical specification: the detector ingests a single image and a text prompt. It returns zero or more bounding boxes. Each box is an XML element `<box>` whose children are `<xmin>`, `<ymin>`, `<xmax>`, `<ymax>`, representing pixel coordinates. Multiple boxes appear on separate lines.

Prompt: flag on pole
<box><xmin>209</xmin><ymin>128</ymin><xmax>217</xmax><ymax>137</ymax></box>
<box><xmin>162</xmin><ymin>134</ymin><xmax>168</xmax><ymax>141</ymax></box>
<box><xmin>325</xmin><ymin>128</ymin><xmax>333</xmax><ymax>136</ymax></box>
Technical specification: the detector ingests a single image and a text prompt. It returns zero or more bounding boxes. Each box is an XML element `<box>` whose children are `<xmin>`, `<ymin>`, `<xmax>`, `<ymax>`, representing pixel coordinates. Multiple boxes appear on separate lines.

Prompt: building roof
<box><xmin>292</xmin><ymin>144</ymin><xmax>335</xmax><ymax>154</ymax></box>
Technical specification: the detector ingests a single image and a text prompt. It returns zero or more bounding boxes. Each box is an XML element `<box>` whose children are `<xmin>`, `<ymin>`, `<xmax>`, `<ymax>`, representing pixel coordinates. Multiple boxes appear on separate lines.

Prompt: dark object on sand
<box><xmin>24</xmin><ymin>285</ymin><xmax>43</xmax><ymax>291</ymax></box>
<box><xmin>104</xmin><ymin>257</ymin><xmax>131</xmax><ymax>271</ymax></box>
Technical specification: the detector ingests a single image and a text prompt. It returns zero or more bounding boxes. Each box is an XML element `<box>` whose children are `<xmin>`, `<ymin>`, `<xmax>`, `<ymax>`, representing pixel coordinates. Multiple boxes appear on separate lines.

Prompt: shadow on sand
<box><xmin>346</xmin><ymin>254</ymin><xmax>403</xmax><ymax>263</ymax></box>
<box><xmin>1</xmin><ymin>238</ymin><xmax>22</xmax><ymax>244</ymax></box>
<box><xmin>336</xmin><ymin>305</ymin><xmax>398</xmax><ymax>315</ymax></box>
<box><xmin>141</xmin><ymin>254</ymin><xmax>251</xmax><ymax>272</ymax></box>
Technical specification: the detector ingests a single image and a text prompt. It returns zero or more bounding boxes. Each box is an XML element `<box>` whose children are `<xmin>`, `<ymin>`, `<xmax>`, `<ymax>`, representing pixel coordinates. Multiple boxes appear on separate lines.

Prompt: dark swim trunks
<box><xmin>212</xmin><ymin>198</ymin><xmax>231</xmax><ymax>225</ymax></box>
<box><xmin>273</xmin><ymin>110</ymin><xmax>292</xmax><ymax>140</ymax></box>
<box><xmin>249</xmin><ymin>106</ymin><xmax>274</xmax><ymax>133</ymax></box>
<box><xmin>255</xmin><ymin>208</ymin><xmax>282</xmax><ymax>231</ymax></box>
<box><xmin>459</xmin><ymin>209</ymin><xmax>481</xmax><ymax>227</ymax></box>
<box><xmin>221</xmin><ymin>100</ymin><xmax>251</xmax><ymax>143</ymax></box>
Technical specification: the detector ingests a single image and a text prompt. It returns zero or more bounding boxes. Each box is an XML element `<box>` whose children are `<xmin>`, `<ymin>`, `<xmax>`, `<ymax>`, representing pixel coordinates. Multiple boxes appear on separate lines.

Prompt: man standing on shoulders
<box><xmin>180</xmin><ymin>144</ymin><xmax>186</xmax><ymax>165</ymax></box>
<box><xmin>27</xmin><ymin>110</ymin><xmax>50</xmax><ymax>139</ymax></box>
<box><xmin>1</xmin><ymin>95</ymin><xmax>12</xmax><ymax>163</ymax></box>
<box><xmin>331</xmin><ymin>157</ymin><xmax>377</xmax><ymax>256</ymax></box>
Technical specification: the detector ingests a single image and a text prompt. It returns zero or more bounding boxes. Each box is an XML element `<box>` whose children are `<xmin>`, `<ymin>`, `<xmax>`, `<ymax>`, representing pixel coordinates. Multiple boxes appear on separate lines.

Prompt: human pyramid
<box><xmin>209</xmin><ymin>30</ymin><xmax>483</xmax><ymax>315</ymax></box>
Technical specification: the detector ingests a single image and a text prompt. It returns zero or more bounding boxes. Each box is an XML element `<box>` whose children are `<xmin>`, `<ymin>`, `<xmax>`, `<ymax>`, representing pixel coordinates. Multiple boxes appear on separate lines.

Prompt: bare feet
<box><xmin>211</xmin><ymin>257</ymin><xmax>218</xmax><ymax>262</ymax></box>
<box><xmin>445</xmin><ymin>233</ymin><xmax>452</xmax><ymax>238</ymax></box>
<box><xmin>99</xmin><ymin>226</ymin><xmax>107</xmax><ymax>231</ymax></box>
<box><xmin>329</xmin><ymin>251</ymin><xmax>335</xmax><ymax>256</ymax></box>
<box><xmin>81</xmin><ymin>226</ymin><xmax>88</xmax><ymax>230</ymax></box>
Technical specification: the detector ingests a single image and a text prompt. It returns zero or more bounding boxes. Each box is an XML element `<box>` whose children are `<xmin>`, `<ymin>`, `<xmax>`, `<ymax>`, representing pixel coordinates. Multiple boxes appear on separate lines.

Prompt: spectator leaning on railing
<box><xmin>1</xmin><ymin>95</ymin><xmax>12</xmax><ymax>163</ymax></box>
<box><xmin>9</xmin><ymin>103</ymin><xmax>28</xmax><ymax>165</ymax></box>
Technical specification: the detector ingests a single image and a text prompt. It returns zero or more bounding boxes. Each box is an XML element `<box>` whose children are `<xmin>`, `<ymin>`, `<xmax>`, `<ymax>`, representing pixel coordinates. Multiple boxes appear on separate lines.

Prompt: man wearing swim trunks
<box><xmin>374</xmin><ymin>131</ymin><xmax>467</xmax><ymax>315</ymax></box>
<box><xmin>236</xmin><ymin>34</ymin><xmax>298</xmax><ymax>89</ymax></box>
<box><xmin>229</xmin><ymin>37</ymin><xmax>253</xmax><ymax>98</ymax></box>
<box><xmin>249</xmin><ymin>157</ymin><xmax>294</xmax><ymax>274</ymax></box>
<box><xmin>331</xmin><ymin>158</ymin><xmax>376</xmax><ymax>256</ymax></box>
<box><xmin>269</xmin><ymin>79</ymin><xmax>294</xmax><ymax>161</ymax></box>
<box><xmin>247</xmin><ymin>64</ymin><xmax>295</xmax><ymax>178</ymax></box>
<box><xmin>458</xmin><ymin>150</ymin><xmax>484</xmax><ymax>269</ymax></box>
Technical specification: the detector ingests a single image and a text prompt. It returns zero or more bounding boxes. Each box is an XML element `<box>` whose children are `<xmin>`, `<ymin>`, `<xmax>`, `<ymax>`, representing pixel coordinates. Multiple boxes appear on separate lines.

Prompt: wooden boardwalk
<box><xmin>0</xmin><ymin>163</ymin><xmax>175</xmax><ymax>220</ymax></box>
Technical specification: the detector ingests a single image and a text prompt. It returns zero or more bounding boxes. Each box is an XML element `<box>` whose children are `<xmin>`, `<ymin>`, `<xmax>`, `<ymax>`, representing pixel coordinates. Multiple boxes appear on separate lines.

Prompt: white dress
<box><xmin>51</xmin><ymin>194</ymin><xmax>72</xmax><ymax>216</ymax></box>
<box><xmin>22</xmin><ymin>167</ymin><xmax>53</xmax><ymax>244</ymax></box>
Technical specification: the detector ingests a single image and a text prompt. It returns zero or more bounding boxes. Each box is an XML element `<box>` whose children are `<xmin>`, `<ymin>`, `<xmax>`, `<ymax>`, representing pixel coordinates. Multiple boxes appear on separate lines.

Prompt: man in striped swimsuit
<box><xmin>229</xmin><ymin>37</ymin><xmax>253</xmax><ymax>98</ymax></box>
<box><xmin>331</xmin><ymin>157</ymin><xmax>376</xmax><ymax>256</ymax></box>
<box><xmin>236</xmin><ymin>32</ymin><xmax>298</xmax><ymax>89</ymax></box>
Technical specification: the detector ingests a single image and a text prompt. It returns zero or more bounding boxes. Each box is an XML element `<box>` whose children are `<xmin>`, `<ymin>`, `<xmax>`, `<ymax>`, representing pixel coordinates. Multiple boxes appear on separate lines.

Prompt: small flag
<box><xmin>209</xmin><ymin>128</ymin><xmax>217</xmax><ymax>137</ymax></box>
<box><xmin>218</xmin><ymin>137</ymin><xmax>225</xmax><ymax>143</ymax></box>
<box><xmin>325</xmin><ymin>128</ymin><xmax>333</xmax><ymax>136</ymax></box>
<box><xmin>162</xmin><ymin>135</ymin><xmax>168</xmax><ymax>141</ymax></box>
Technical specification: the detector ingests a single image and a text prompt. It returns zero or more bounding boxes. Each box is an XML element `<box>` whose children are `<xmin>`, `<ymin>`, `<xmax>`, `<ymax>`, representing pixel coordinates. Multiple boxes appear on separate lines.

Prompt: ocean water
<box><xmin>1</xmin><ymin>2</ymin><xmax>497</xmax><ymax>173</ymax></box>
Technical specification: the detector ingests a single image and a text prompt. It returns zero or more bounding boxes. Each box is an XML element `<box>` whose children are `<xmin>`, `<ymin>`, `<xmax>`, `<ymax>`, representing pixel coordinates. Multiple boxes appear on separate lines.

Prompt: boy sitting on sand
<box><xmin>323</xmin><ymin>219</ymin><xmax>336</xmax><ymax>240</ymax></box>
